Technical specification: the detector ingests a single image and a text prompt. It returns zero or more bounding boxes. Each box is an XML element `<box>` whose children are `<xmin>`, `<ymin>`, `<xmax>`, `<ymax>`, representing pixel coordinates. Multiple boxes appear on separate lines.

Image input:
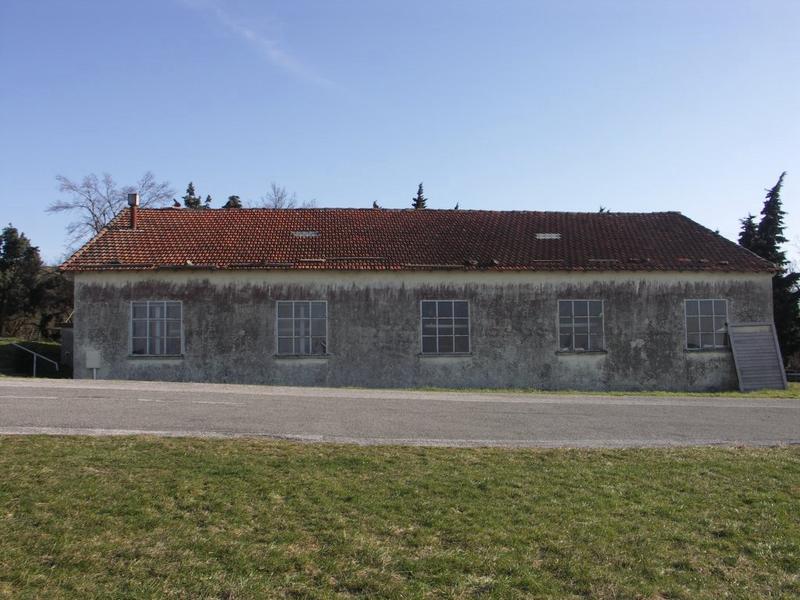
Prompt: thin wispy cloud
<box><xmin>178</xmin><ymin>0</ymin><xmax>336</xmax><ymax>88</ymax></box>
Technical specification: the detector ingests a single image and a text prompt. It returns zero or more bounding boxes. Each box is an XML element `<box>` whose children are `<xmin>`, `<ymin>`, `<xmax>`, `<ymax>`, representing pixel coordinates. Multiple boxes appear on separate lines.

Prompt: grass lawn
<box><xmin>0</xmin><ymin>438</ymin><xmax>797</xmax><ymax>598</ymax></box>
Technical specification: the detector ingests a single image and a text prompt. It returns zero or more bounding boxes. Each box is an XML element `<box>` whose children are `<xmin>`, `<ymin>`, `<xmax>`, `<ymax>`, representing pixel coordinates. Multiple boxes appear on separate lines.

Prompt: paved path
<box><xmin>0</xmin><ymin>378</ymin><xmax>797</xmax><ymax>448</ymax></box>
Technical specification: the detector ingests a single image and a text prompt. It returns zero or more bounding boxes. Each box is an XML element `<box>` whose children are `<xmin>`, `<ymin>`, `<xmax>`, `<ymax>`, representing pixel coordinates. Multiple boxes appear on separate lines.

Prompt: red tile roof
<box><xmin>60</xmin><ymin>208</ymin><xmax>774</xmax><ymax>273</ymax></box>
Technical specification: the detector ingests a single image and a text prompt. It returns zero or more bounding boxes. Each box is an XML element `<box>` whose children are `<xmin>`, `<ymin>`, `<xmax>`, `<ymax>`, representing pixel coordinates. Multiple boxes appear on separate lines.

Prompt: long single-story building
<box><xmin>60</xmin><ymin>201</ymin><xmax>776</xmax><ymax>391</ymax></box>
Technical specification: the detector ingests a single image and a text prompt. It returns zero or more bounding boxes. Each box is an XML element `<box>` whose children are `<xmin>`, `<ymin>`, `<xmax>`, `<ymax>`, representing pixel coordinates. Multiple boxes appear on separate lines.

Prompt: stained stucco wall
<box><xmin>71</xmin><ymin>270</ymin><xmax>773</xmax><ymax>391</ymax></box>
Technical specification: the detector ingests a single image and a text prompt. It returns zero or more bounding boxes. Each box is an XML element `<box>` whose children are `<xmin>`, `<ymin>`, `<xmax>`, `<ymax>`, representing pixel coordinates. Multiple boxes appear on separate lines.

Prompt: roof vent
<box><xmin>536</xmin><ymin>233</ymin><xmax>561</xmax><ymax>240</ymax></box>
<box><xmin>292</xmin><ymin>231</ymin><xmax>319</xmax><ymax>238</ymax></box>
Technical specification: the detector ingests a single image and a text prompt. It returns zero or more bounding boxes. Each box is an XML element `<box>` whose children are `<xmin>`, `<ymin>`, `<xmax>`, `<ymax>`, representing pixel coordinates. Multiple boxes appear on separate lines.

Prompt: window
<box><xmin>685</xmin><ymin>299</ymin><xmax>728</xmax><ymax>349</ymax></box>
<box><xmin>421</xmin><ymin>300</ymin><xmax>470</xmax><ymax>354</ymax></box>
<box><xmin>276</xmin><ymin>300</ymin><xmax>327</xmax><ymax>355</ymax></box>
<box><xmin>558</xmin><ymin>300</ymin><xmax>604</xmax><ymax>352</ymax></box>
<box><xmin>131</xmin><ymin>301</ymin><xmax>182</xmax><ymax>356</ymax></box>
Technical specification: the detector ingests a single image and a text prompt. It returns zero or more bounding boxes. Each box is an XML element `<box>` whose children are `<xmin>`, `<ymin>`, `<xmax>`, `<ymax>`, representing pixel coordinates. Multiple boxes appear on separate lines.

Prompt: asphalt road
<box><xmin>0</xmin><ymin>378</ymin><xmax>797</xmax><ymax>448</ymax></box>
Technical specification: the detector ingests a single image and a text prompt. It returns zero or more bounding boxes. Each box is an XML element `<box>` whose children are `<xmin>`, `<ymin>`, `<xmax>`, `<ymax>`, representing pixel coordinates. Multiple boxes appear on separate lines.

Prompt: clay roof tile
<box><xmin>59</xmin><ymin>208</ymin><xmax>774</xmax><ymax>274</ymax></box>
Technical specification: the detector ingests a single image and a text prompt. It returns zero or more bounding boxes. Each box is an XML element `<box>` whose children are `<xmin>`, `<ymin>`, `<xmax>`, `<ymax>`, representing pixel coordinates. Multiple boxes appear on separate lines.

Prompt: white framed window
<box><xmin>130</xmin><ymin>301</ymin><xmax>183</xmax><ymax>356</ymax></box>
<box><xmin>276</xmin><ymin>300</ymin><xmax>328</xmax><ymax>355</ymax></box>
<box><xmin>558</xmin><ymin>300</ymin><xmax>604</xmax><ymax>352</ymax></box>
<box><xmin>421</xmin><ymin>300</ymin><xmax>470</xmax><ymax>354</ymax></box>
<box><xmin>685</xmin><ymin>299</ymin><xmax>728</xmax><ymax>349</ymax></box>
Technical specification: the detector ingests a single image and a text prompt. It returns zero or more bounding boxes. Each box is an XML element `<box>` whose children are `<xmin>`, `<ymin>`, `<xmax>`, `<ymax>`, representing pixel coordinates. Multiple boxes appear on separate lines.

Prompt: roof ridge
<box><xmin>127</xmin><ymin>207</ymin><xmax>683</xmax><ymax>216</ymax></box>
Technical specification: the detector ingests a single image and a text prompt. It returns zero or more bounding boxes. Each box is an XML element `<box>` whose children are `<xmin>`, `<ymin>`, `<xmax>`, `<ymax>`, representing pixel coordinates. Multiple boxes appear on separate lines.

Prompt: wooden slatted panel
<box><xmin>729</xmin><ymin>323</ymin><xmax>787</xmax><ymax>392</ymax></box>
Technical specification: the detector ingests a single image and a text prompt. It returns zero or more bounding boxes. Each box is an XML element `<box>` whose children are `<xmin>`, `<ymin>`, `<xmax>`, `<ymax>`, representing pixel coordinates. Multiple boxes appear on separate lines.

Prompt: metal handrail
<box><xmin>11</xmin><ymin>343</ymin><xmax>59</xmax><ymax>377</ymax></box>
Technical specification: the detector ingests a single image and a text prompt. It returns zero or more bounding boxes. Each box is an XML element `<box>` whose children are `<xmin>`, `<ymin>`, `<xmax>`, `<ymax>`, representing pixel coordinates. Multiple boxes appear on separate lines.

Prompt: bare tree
<box><xmin>790</xmin><ymin>236</ymin><xmax>800</xmax><ymax>275</ymax></box>
<box><xmin>47</xmin><ymin>171</ymin><xmax>174</xmax><ymax>245</ymax></box>
<box><xmin>260</xmin><ymin>182</ymin><xmax>316</xmax><ymax>208</ymax></box>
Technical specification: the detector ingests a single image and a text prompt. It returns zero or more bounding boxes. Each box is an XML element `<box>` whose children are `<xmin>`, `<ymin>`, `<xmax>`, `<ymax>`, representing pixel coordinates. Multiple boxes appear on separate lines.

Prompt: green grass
<box><xmin>0</xmin><ymin>438</ymin><xmax>797</xmax><ymax>598</ymax></box>
<box><xmin>415</xmin><ymin>381</ymin><xmax>800</xmax><ymax>399</ymax></box>
<box><xmin>0</xmin><ymin>337</ymin><xmax>64</xmax><ymax>378</ymax></box>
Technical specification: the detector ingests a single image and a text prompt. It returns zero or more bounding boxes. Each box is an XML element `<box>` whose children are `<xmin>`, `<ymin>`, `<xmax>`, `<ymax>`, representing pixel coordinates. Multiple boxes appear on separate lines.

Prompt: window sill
<box><xmin>418</xmin><ymin>352</ymin><xmax>473</xmax><ymax>358</ymax></box>
<box><xmin>555</xmin><ymin>350</ymin><xmax>608</xmax><ymax>355</ymax></box>
<box><xmin>128</xmin><ymin>354</ymin><xmax>184</xmax><ymax>360</ymax></box>
<box><xmin>273</xmin><ymin>354</ymin><xmax>331</xmax><ymax>360</ymax></box>
<box><xmin>684</xmin><ymin>348</ymin><xmax>730</xmax><ymax>354</ymax></box>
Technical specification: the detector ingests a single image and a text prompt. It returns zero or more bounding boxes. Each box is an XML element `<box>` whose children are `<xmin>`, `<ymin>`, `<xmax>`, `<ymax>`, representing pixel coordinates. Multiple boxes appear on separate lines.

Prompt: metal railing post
<box><xmin>11</xmin><ymin>343</ymin><xmax>59</xmax><ymax>377</ymax></box>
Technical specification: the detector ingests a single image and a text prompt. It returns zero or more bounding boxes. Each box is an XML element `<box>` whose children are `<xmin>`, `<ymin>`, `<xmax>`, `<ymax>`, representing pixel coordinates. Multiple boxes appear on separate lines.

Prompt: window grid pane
<box><xmin>131</xmin><ymin>301</ymin><xmax>182</xmax><ymax>356</ymax></box>
<box><xmin>421</xmin><ymin>300</ymin><xmax>470</xmax><ymax>354</ymax></box>
<box><xmin>685</xmin><ymin>299</ymin><xmax>728</xmax><ymax>349</ymax></box>
<box><xmin>558</xmin><ymin>300</ymin><xmax>604</xmax><ymax>352</ymax></box>
<box><xmin>277</xmin><ymin>301</ymin><xmax>327</xmax><ymax>356</ymax></box>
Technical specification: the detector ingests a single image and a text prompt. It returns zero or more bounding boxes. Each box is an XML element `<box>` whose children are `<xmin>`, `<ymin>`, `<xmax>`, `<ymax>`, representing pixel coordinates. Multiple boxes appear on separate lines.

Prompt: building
<box><xmin>60</xmin><ymin>202</ymin><xmax>775</xmax><ymax>391</ymax></box>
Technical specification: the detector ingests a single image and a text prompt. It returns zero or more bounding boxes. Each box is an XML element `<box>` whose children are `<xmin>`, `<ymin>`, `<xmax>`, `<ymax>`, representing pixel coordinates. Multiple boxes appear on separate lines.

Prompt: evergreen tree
<box><xmin>223</xmin><ymin>195</ymin><xmax>242</xmax><ymax>209</ymax></box>
<box><xmin>754</xmin><ymin>172</ymin><xmax>789</xmax><ymax>262</ymax></box>
<box><xmin>34</xmin><ymin>268</ymin><xmax>73</xmax><ymax>339</ymax></box>
<box><xmin>738</xmin><ymin>172</ymin><xmax>800</xmax><ymax>362</ymax></box>
<box><xmin>182</xmin><ymin>182</ymin><xmax>202</xmax><ymax>209</ymax></box>
<box><xmin>204</xmin><ymin>194</ymin><xmax>213</xmax><ymax>208</ymax></box>
<box><xmin>412</xmin><ymin>183</ymin><xmax>427</xmax><ymax>209</ymax></box>
<box><xmin>738</xmin><ymin>214</ymin><xmax>757</xmax><ymax>249</ymax></box>
<box><xmin>0</xmin><ymin>225</ymin><xmax>43</xmax><ymax>336</ymax></box>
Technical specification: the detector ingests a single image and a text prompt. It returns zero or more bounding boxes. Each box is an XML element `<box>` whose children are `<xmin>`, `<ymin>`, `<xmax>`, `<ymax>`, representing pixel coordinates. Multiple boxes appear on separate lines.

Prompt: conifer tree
<box><xmin>223</xmin><ymin>195</ymin><xmax>242</xmax><ymax>209</ymax></box>
<box><xmin>182</xmin><ymin>182</ymin><xmax>202</xmax><ymax>209</ymax></box>
<box><xmin>754</xmin><ymin>172</ymin><xmax>789</xmax><ymax>262</ymax></box>
<box><xmin>0</xmin><ymin>225</ymin><xmax>43</xmax><ymax>336</ymax></box>
<box><xmin>738</xmin><ymin>214</ymin><xmax>757</xmax><ymax>249</ymax></box>
<box><xmin>412</xmin><ymin>183</ymin><xmax>427</xmax><ymax>209</ymax></box>
<box><xmin>739</xmin><ymin>172</ymin><xmax>800</xmax><ymax>362</ymax></box>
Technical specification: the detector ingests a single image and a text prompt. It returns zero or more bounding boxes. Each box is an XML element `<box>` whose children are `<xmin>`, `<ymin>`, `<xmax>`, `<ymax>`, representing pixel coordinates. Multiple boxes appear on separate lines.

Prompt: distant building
<box><xmin>61</xmin><ymin>205</ymin><xmax>775</xmax><ymax>391</ymax></box>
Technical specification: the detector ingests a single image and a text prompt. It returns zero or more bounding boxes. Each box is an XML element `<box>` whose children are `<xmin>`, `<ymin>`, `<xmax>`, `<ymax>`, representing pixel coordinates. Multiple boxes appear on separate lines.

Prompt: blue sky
<box><xmin>1</xmin><ymin>0</ymin><xmax>798</xmax><ymax>264</ymax></box>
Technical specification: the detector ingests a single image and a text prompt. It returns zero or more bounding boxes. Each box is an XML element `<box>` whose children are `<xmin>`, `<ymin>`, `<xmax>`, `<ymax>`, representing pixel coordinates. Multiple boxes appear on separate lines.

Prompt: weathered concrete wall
<box><xmin>72</xmin><ymin>270</ymin><xmax>773</xmax><ymax>391</ymax></box>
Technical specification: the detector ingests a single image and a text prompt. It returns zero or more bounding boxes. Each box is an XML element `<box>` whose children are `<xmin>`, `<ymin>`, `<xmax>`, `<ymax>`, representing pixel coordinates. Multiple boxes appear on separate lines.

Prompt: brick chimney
<box><xmin>128</xmin><ymin>193</ymin><xmax>139</xmax><ymax>229</ymax></box>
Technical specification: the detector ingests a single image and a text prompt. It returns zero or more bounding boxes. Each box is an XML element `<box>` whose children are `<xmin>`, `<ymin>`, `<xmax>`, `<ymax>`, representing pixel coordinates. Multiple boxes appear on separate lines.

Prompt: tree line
<box><xmin>0</xmin><ymin>225</ymin><xmax>72</xmax><ymax>339</ymax></box>
<box><xmin>737</xmin><ymin>173</ymin><xmax>800</xmax><ymax>362</ymax></box>
<box><xmin>47</xmin><ymin>173</ymin><xmax>449</xmax><ymax>248</ymax></box>
<box><xmin>46</xmin><ymin>173</ymin><xmax>321</xmax><ymax>241</ymax></box>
